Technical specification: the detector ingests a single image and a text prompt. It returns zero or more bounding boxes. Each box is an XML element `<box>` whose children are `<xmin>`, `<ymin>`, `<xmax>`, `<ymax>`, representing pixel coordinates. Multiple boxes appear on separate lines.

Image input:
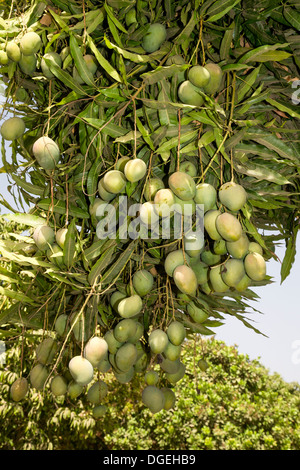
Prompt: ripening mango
<box><xmin>204</xmin><ymin>210</ymin><xmax>222</xmax><ymax>241</ymax></box>
<box><xmin>33</xmin><ymin>224</ymin><xmax>55</xmax><ymax>251</ymax></box>
<box><xmin>19</xmin><ymin>53</ymin><xmax>37</xmax><ymax>75</ymax></box>
<box><xmin>187</xmin><ymin>301</ymin><xmax>209</xmax><ymax>323</ymax></box>
<box><xmin>124</xmin><ymin>158</ymin><xmax>147</xmax><ymax>183</ymax></box>
<box><xmin>218</xmin><ymin>181</ymin><xmax>247</xmax><ymax>212</ymax></box>
<box><xmin>188</xmin><ymin>258</ymin><xmax>209</xmax><ymax>285</ymax></box>
<box><xmin>93</xmin><ymin>405</ymin><xmax>108</xmax><ymax>418</ymax></box>
<box><xmin>179</xmin><ymin>161</ymin><xmax>197</xmax><ymax>177</ymax></box>
<box><xmin>115</xmin><ymin>343</ymin><xmax>138</xmax><ymax>372</ymax></box>
<box><xmin>178</xmin><ymin>80</ymin><xmax>204</xmax><ymax>107</ymax></box>
<box><xmin>139</xmin><ymin>201</ymin><xmax>159</xmax><ymax>226</ymax></box>
<box><xmin>84</xmin><ymin>336</ymin><xmax>109</xmax><ymax>367</ymax></box>
<box><xmin>68</xmin><ymin>355</ymin><xmax>94</xmax><ymax>386</ymax></box>
<box><xmin>213</xmin><ymin>239</ymin><xmax>227</xmax><ymax>256</ymax></box>
<box><xmin>6</xmin><ymin>41</ymin><xmax>21</xmax><ymax>62</ymax></box>
<box><xmin>32</xmin><ymin>136</ymin><xmax>60</xmax><ymax>170</ymax></box>
<box><xmin>209</xmin><ymin>265</ymin><xmax>229</xmax><ymax>293</ymax></box>
<box><xmin>114</xmin><ymin>367</ymin><xmax>135</xmax><ymax>384</ymax></box>
<box><xmin>173</xmin><ymin>264</ymin><xmax>198</xmax><ymax>296</ymax></box>
<box><xmin>0</xmin><ymin>117</ymin><xmax>25</xmax><ymax>141</ymax></box>
<box><xmin>20</xmin><ymin>32</ymin><xmax>41</xmax><ymax>55</ymax></box>
<box><xmin>194</xmin><ymin>183</ymin><xmax>217</xmax><ymax>212</ymax></box>
<box><xmin>235</xmin><ymin>273</ymin><xmax>252</xmax><ymax>292</ymax></box>
<box><xmin>10</xmin><ymin>377</ymin><xmax>28</xmax><ymax>402</ymax></box>
<box><xmin>221</xmin><ymin>258</ymin><xmax>246</xmax><ymax>288</ymax></box>
<box><xmin>117</xmin><ymin>294</ymin><xmax>143</xmax><ymax>318</ymax></box>
<box><xmin>154</xmin><ymin>188</ymin><xmax>175</xmax><ymax>217</ymax></box>
<box><xmin>67</xmin><ymin>380</ymin><xmax>84</xmax><ymax>399</ymax></box>
<box><xmin>142</xmin><ymin>385</ymin><xmax>165</xmax><ymax>414</ymax></box>
<box><xmin>142</xmin><ymin>23</ymin><xmax>167</xmax><ymax>53</ymax></box>
<box><xmin>215</xmin><ymin>212</ymin><xmax>243</xmax><ymax>242</ymax></box>
<box><xmin>165</xmin><ymin>361</ymin><xmax>186</xmax><ymax>384</ymax></box>
<box><xmin>248</xmin><ymin>242</ymin><xmax>263</xmax><ymax>256</ymax></box>
<box><xmin>184</xmin><ymin>231</ymin><xmax>205</xmax><ymax>257</ymax></box>
<box><xmin>244</xmin><ymin>252</ymin><xmax>266</xmax><ymax>281</ymax></box>
<box><xmin>54</xmin><ymin>314</ymin><xmax>68</xmax><ymax>337</ymax></box>
<box><xmin>188</xmin><ymin>65</ymin><xmax>211</xmax><ymax>88</ymax></box>
<box><xmin>160</xmin><ymin>357</ymin><xmax>181</xmax><ymax>374</ymax></box>
<box><xmin>167</xmin><ymin>321</ymin><xmax>186</xmax><ymax>346</ymax></box>
<box><xmin>145</xmin><ymin>370</ymin><xmax>159</xmax><ymax>386</ymax></box>
<box><xmin>104</xmin><ymin>329</ymin><xmax>123</xmax><ymax>354</ymax></box>
<box><xmin>163</xmin><ymin>341</ymin><xmax>181</xmax><ymax>361</ymax></box>
<box><xmin>200</xmin><ymin>249</ymin><xmax>221</xmax><ymax>266</ymax></box>
<box><xmin>98</xmin><ymin>178</ymin><xmax>116</xmax><ymax>201</ymax></box>
<box><xmin>149</xmin><ymin>329</ymin><xmax>168</xmax><ymax>354</ymax></box>
<box><xmin>203</xmin><ymin>63</ymin><xmax>223</xmax><ymax>95</ymax></box>
<box><xmin>144</xmin><ymin>177</ymin><xmax>165</xmax><ymax>201</ymax></box>
<box><xmin>132</xmin><ymin>269</ymin><xmax>154</xmax><ymax>297</ymax></box>
<box><xmin>103</xmin><ymin>170</ymin><xmax>126</xmax><ymax>194</ymax></box>
<box><xmin>113</xmin><ymin>318</ymin><xmax>138</xmax><ymax>343</ymax></box>
<box><xmin>226</xmin><ymin>232</ymin><xmax>249</xmax><ymax>259</ymax></box>
<box><xmin>168</xmin><ymin>171</ymin><xmax>196</xmax><ymax>201</ymax></box>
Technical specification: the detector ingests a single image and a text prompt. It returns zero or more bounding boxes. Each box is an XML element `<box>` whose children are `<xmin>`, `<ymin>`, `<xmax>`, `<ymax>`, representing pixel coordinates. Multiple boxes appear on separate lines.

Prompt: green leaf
<box><xmin>10</xmin><ymin>174</ymin><xmax>45</xmax><ymax>197</ymax></box>
<box><xmin>63</xmin><ymin>219</ymin><xmax>77</xmax><ymax>269</ymax></box>
<box><xmin>284</xmin><ymin>6</ymin><xmax>300</xmax><ymax>31</ymax></box>
<box><xmin>86</xmin><ymin>34</ymin><xmax>122</xmax><ymax>83</ymax></box>
<box><xmin>88</xmin><ymin>243</ymin><xmax>117</xmax><ymax>286</ymax></box>
<box><xmin>281</xmin><ymin>229</ymin><xmax>298</xmax><ymax>283</ymax></box>
<box><xmin>37</xmin><ymin>198</ymin><xmax>90</xmax><ymax>219</ymax></box>
<box><xmin>234</xmin><ymin>161</ymin><xmax>291</xmax><ymax>185</ymax></box>
<box><xmin>265</xmin><ymin>97</ymin><xmax>300</xmax><ymax>120</ymax></box>
<box><xmin>69</xmin><ymin>34</ymin><xmax>96</xmax><ymax>86</ymax></box>
<box><xmin>44</xmin><ymin>58</ymin><xmax>87</xmax><ymax>95</ymax></box>
<box><xmin>101</xmin><ymin>240</ymin><xmax>137</xmax><ymax>286</ymax></box>
<box><xmin>220</xmin><ymin>25</ymin><xmax>234</xmax><ymax>60</ymax></box>
<box><xmin>2</xmin><ymin>213</ymin><xmax>46</xmax><ymax>228</ymax></box>
<box><xmin>237</xmin><ymin>43</ymin><xmax>290</xmax><ymax>63</ymax></box>
<box><xmin>104</xmin><ymin>1</ymin><xmax>128</xmax><ymax>34</ymax></box>
<box><xmin>236</xmin><ymin>66</ymin><xmax>261</xmax><ymax>103</ymax></box>
<box><xmin>206</xmin><ymin>0</ymin><xmax>241</xmax><ymax>23</ymax></box>
<box><xmin>141</xmin><ymin>64</ymin><xmax>188</xmax><ymax>86</ymax></box>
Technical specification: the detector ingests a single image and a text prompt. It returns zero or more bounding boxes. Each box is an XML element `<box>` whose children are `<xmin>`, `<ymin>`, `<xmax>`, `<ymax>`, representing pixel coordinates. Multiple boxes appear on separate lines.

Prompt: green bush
<box><xmin>1</xmin><ymin>331</ymin><xmax>300</xmax><ymax>450</ymax></box>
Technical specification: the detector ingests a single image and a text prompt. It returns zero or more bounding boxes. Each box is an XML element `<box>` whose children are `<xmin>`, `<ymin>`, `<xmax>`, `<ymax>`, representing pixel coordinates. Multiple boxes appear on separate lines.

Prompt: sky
<box><xmin>0</xmin><ymin>97</ymin><xmax>299</xmax><ymax>384</ymax></box>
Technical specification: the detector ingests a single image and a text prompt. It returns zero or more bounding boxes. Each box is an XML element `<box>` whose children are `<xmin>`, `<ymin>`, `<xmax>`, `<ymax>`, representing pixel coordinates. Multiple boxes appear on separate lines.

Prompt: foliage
<box><xmin>1</xmin><ymin>332</ymin><xmax>300</xmax><ymax>450</ymax></box>
<box><xmin>0</xmin><ymin>0</ymin><xmax>299</xmax><ymax>415</ymax></box>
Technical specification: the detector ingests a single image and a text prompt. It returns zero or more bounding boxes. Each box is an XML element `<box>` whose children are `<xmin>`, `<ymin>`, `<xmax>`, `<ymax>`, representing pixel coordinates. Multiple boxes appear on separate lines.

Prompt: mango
<box><xmin>36</xmin><ymin>337</ymin><xmax>58</xmax><ymax>365</ymax></box>
<box><xmin>221</xmin><ymin>258</ymin><xmax>245</xmax><ymax>287</ymax></box>
<box><xmin>127</xmin><ymin>321</ymin><xmax>144</xmax><ymax>344</ymax></box>
<box><xmin>19</xmin><ymin>53</ymin><xmax>37</xmax><ymax>75</ymax></box>
<box><xmin>203</xmin><ymin>63</ymin><xmax>223</xmax><ymax>95</ymax></box>
<box><xmin>0</xmin><ymin>51</ymin><xmax>8</xmax><ymax>65</ymax></box>
<box><xmin>165</xmin><ymin>361</ymin><xmax>186</xmax><ymax>384</ymax></box>
<box><xmin>215</xmin><ymin>212</ymin><xmax>243</xmax><ymax>242</ymax></box>
<box><xmin>54</xmin><ymin>314</ymin><xmax>68</xmax><ymax>337</ymax></box>
<box><xmin>84</xmin><ymin>336</ymin><xmax>108</xmax><ymax>367</ymax></box>
<box><xmin>235</xmin><ymin>273</ymin><xmax>252</xmax><ymax>292</ymax></box>
<box><xmin>184</xmin><ymin>230</ymin><xmax>204</xmax><ymax>257</ymax></box>
<box><xmin>226</xmin><ymin>232</ymin><xmax>249</xmax><ymax>259</ymax></box>
<box><xmin>103</xmin><ymin>170</ymin><xmax>126</xmax><ymax>194</ymax></box>
<box><xmin>110</xmin><ymin>290</ymin><xmax>127</xmax><ymax>312</ymax></box>
<box><xmin>104</xmin><ymin>329</ymin><xmax>123</xmax><ymax>354</ymax></box>
<box><xmin>67</xmin><ymin>380</ymin><xmax>84</xmax><ymax>399</ymax></box>
<box><xmin>87</xmin><ymin>380</ymin><xmax>108</xmax><ymax>404</ymax></box>
<box><xmin>244</xmin><ymin>252</ymin><xmax>266</xmax><ymax>281</ymax></box>
<box><xmin>173</xmin><ymin>195</ymin><xmax>196</xmax><ymax>216</ymax></box>
<box><xmin>144</xmin><ymin>177</ymin><xmax>165</xmax><ymax>201</ymax></box>
<box><xmin>96</xmin><ymin>355</ymin><xmax>111</xmax><ymax>373</ymax></box>
<box><xmin>218</xmin><ymin>181</ymin><xmax>247</xmax><ymax>212</ymax></box>
<box><xmin>29</xmin><ymin>363</ymin><xmax>48</xmax><ymax>390</ymax></box>
<box><xmin>132</xmin><ymin>269</ymin><xmax>154</xmax><ymax>297</ymax></box>
<box><xmin>114</xmin><ymin>367</ymin><xmax>135</xmax><ymax>384</ymax></box>
<box><xmin>194</xmin><ymin>183</ymin><xmax>217</xmax><ymax>212</ymax></box>
<box><xmin>187</xmin><ymin>301</ymin><xmax>209</xmax><ymax>323</ymax></box>
<box><xmin>167</xmin><ymin>321</ymin><xmax>186</xmax><ymax>346</ymax></box>
<box><xmin>139</xmin><ymin>201</ymin><xmax>159</xmax><ymax>226</ymax></box>
<box><xmin>179</xmin><ymin>161</ymin><xmax>197</xmax><ymax>177</ymax></box>
<box><xmin>10</xmin><ymin>377</ymin><xmax>28</xmax><ymax>402</ymax></box>
<box><xmin>115</xmin><ymin>156</ymin><xmax>130</xmax><ymax>172</ymax></box>
<box><xmin>149</xmin><ymin>329</ymin><xmax>168</xmax><ymax>354</ymax></box>
<box><xmin>142</xmin><ymin>385</ymin><xmax>165</xmax><ymax>413</ymax></box>
<box><xmin>51</xmin><ymin>375</ymin><xmax>67</xmax><ymax>396</ymax></box>
<box><xmin>145</xmin><ymin>370</ymin><xmax>159</xmax><ymax>386</ymax></box>
<box><xmin>160</xmin><ymin>357</ymin><xmax>181</xmax><ymax>374</ymax></box>
<box><xmin>113</xmin><ymin>318</ymin><xmax>138</xmax><ymax>343</ymax></box>
<box><xmin>124</xmin><ymin>158</ymin><xmax>147</xmax><ymax>183</ymax></box>
<box><xmin>41</xmin><ymin>51</ymin><xmax>62</xmax><ymax>79</ymax></box>
<box><xmin>142</xmin><ymin>23</ymin><xmax>167</xmax><ymax>53</ymax></box>
<box><xmin>204</xmin><ymin>209</ymin><xmax>222</xmax><ymax>241</ymax></box>
<box><xmin>168</xmin><ymin>171</ymin><xmax>196</xmax><ymax>201</ymax></box>
<box><xmin>198</xmin><ymin>359</ymin><xmax>209</xmax><ymax>371</ymax></box>
<box><xmin>20</xmin><ymin>32</ymin><xmax>41</xmax><ymax>55</ymax></box>
<box><xmin>98</xmin><ymin>178</ymin><xmax>116</xmax><ymax>201</ymax></box>
<box><xmin>178</xmin><ymin>80</ymin><xmax>204</xmax><ymax>106</ymax></box>
<box><xmin>115</xmin><ymin>343</ymin><xmax>138</xmax><ymax>372</ymax></box>
<box><xmin>6</xmin><ymin>42</ymin><xmax>21</xmax><ymax>62</ymax></box>
<box><xmin>73</xmin><ymin>54</ymin><xmax>97</xmax><ymax>84</ymax></box>
<box><xmin>93</xmin><ymin>405</ymin><xmax>108</xmax><ymax>418</ymax></box>
<box><xmin>248</xmin><ymin>242</ymin><xmax>263</xmax><ymax>256</ymax></box>
<box><xmin>153</xmin><ymin>188</ymin><xmax>175</xmax><ymax>217</ymax></box>
<box><xmin>32</xmin><ymin>136</ymin><xmax>60</xmax><ymax>170</ymax></box>
<box><xmin>162</xmin><ymin>387</ymin><xmax>176</xmax><ymax>410</ymax></box>
<box><xmin>0</xmin><ymin>117</ymin><xmax>25</xmax><ymax>141</ymax></box>
<box><xmin>213</xmin><ymin>239</ymin><xmax>227</xmax><ymax>256</ymax></box>
<box><xmin>173</xmin><ymin>264</ymin><xmax>198</xmax><ymax>296</ymax></box>
<box><xmin>188</xmin><ymin>258</ymin><xmax>209</xmax><ymax>285</ymax></box>
<box><xmin>134</xmin><ymin>350</ymin><xmax>148</xmax><ymax>373</ymax></box>
<box><xmin>33</xmin><ymin>224</ymin><xmax>55</xmax><ymax>251</ymax></box>
<box><xmin>163</xmin><ymin>341</ymin><xmax>181</xmax><ymax>361</ymax></box>
<box><xmin>188</xmin><ymin>65</ymin><xmax>211</xmax><ymax>88</ymax></box>
<box><xmin>68</xmin><ymin>356</ymin><xmax>94</xmax><ymax>386</ymax></box>
<box><xmin>209</xmin><ymin>265</ymin><xmax>229</xmax><ymax>293</ymax></box>
<box><xmin>117</xmin><ymin>294</ymin><xmax>143</xmax><ymax>318</ymax></box>
<box><xmin>200</xmin><ymin>249</ymin><xmax>221</xmax><ymax>266</ymax></box>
